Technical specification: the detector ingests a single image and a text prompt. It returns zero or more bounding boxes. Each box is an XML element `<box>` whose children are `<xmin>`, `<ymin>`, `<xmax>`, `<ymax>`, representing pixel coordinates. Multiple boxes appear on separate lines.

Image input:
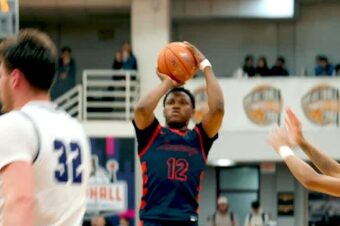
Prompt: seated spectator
<box><xmin>255</xmin><ymin>56</ymin><xmax>270</xmax><ymax>77</ymax></box>
<box><xmin>270</xmin><ymin>56</ymin><xmax>289</xmax><ymax>76</ymax></box>
<box><xmin>121</xmin><ymin>41</ymin><xmax>138</xmax><ymax>70</ymax></box>
<box><xmin>112</xmin><ymin>51</ymin><xmax>123</xmax><ymax>69</ymax></box>
<box><xmin>51</xmin><ymin>46</ymin><xmax>77</xmax><ymax>100</ymax></box>
<box><xmin>314</xmin><ymin>55</ymin><xmax>334</xmax><ymax>76</ymax></box>
<box><xmin>335</xmin><ymin>64</ymin><xmax>340</xmax><ymax>76</ymax></box>
<box><xmin>233</xmin><ymin>55</ymin><xmax>256</xmax><ymax>78</ymax></box>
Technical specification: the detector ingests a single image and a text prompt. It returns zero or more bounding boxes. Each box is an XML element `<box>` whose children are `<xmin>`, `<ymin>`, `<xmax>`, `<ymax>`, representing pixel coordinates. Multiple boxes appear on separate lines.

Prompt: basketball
<box><xmin>157</xmin><ymin>42</ymin><xmax>198</xmax><ymax>83</ymax></box>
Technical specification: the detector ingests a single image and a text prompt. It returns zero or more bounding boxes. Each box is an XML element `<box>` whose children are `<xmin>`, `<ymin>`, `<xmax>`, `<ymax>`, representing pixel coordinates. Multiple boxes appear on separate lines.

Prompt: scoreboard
<box><xmin>0</xmin><ymin>0</ymin><xmax>18</xmax><ymax>39</ymax></box>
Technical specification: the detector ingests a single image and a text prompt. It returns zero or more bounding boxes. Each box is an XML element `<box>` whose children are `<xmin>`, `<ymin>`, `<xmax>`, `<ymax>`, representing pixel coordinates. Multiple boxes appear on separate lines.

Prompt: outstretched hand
<box><xmin>268</xmin><ymin>125</ymin><xmax>292</xmax><ymax>153</ymax></box>
<box><xmin>284</xmin><ymin>108</ymin><xmax>305</xmax><ymax>147</ymax></box>
<box><xmin>183</xmin><ymin>41</ymin><xmax>206</xmax><ymax>64</ymax></box>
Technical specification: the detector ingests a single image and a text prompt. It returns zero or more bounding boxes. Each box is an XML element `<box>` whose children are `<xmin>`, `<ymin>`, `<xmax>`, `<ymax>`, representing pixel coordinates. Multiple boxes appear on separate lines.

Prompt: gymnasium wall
<box><xmin>21</xmin><ymin>20</ymin><xmax>131</xmax><ymax>83</ymax></box>
<box><xmin>172</xmin><ymin>2</ymin><xmax>340</xmax><ymax>77</ymax></box>
<box><xmin>20</xmin><ymin>2</ymin><xmax>340</xmax><ymax>82</ymax></box>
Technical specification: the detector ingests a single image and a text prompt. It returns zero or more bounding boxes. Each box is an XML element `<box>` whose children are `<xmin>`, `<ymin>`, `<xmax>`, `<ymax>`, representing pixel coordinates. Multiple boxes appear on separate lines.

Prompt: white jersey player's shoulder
<box><xmin>0</xmin><ymin>110</ymin><xmax>37</xmax><ymax>169</ymax></box>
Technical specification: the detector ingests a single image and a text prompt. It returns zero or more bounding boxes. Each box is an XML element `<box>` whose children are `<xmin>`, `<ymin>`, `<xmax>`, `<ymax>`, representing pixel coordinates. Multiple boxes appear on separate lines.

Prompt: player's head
<box><xmin>0</xmin><ymin>29</ymin><xmax>57</xmax><ymax>112</ymax></box>
<box><xmin>163</xmin><ymin>87</ymin><xmax>195</xmax><ymax>129</ymax></box>
<box><xmin>217</xmin><ymin>196</ymin><xmax>229</xmax><ymax>213</ymax></box>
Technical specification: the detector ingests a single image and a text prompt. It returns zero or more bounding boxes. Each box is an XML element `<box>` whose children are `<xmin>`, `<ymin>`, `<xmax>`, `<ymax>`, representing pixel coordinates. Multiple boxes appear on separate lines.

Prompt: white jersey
<box><xmin>0</xmin><ymin>101</ymin><xmax>91</xmax><ymax>226</ymax></box>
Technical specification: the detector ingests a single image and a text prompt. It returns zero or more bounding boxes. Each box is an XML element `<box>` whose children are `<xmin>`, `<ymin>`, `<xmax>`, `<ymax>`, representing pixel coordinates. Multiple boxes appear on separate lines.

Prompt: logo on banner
<box><xmin>86</xmin><ymin>156</ymin><xmax>127</xmax><ymax>214</ymax></box>
<box><xmin>243</xmin><ymin>85</ymin><xmax>282</xmax><ymax>126</ymax></box>
<box><xmin>301</xmin><ymin>85</ymin><xmax>340</xmax><ymax>126</ymax></box>
<box><xmin>192</xmin><ymin>85</ymin><xmax>209</xmax><ymax>124</ymax></box>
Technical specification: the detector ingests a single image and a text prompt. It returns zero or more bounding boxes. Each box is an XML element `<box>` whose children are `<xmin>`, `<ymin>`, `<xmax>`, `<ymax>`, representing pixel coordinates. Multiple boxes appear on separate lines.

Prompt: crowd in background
<box><xmin>51</xmin><ymin>41</ymin><xmax>137</xmax><ymax>100</ymax></box>
<box><xmin>233</xmin><ymin>55</ymin><xmax>289</xmax><ymax>78</ymax></box>
<box><xmin>233</xmin><ymin>54</ymin><xmax>340</xmax><ymax>78</ymax></box>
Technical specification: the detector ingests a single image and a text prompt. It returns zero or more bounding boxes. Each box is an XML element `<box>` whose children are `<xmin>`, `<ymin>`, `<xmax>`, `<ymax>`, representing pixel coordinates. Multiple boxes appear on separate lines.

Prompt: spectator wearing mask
<box><xmin>314</xmin><ymin>55</ymin><xmax>334</xmax><ymax>76</ymax></box>
<box><xmin>270</xmin><ymin>57</ymin><xmax>289</xmax><ymax>76</ymax></box>
<box><xmin>121</xmin><ymin>41</ymin><xmax>138</xmax><ymax>70</ymax></box>
<box><xmin>112</xmin><ymin>51</ymin><xmax>123</xmax><ymax>70</ymax></box>
<box><xmin>233</xmin><ymin>55</ymin><xmax>256</xmax><ymax>78</ymax></box>
<box><xmin>244</xmin><ymin>201</ymin><xmax>269</xmax><ymax>226</ymax></box>
<box><xmin>51</xmin><ymin>46</ymin><xmax>77</xmax><ymax>99</ymax></box>
<box><xmin>255</xmin><ymin>56</ymin><xmax>270</xmax><ymax>77</ymax></box>
<box><xmin>210</xmin><ymin>196</ymin><xmax>239</xmax><ymax>226</ymax></box>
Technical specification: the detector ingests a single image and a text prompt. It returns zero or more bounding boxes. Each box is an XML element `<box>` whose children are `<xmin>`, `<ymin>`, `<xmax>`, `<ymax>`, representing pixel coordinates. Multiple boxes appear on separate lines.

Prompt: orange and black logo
<box><xmin>301</xmin><ymin>85</ymin><xmax>340</xmax><ymax>126</ymax></box>
<box><xmin>243</xmin><ymin>85</ymin><xmax>283</xmax><ymax>126</ymax></box>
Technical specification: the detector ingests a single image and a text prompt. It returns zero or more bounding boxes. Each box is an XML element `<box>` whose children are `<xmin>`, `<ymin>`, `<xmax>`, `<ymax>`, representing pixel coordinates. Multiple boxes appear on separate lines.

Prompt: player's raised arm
<box><xmin>285</xmin><ymin>109</ymin><xmax>340</xmax><ymax>178</ymax></box>
<box><xmin>185</xmin><ymin>41</ymin><xmax>224</xmax><ymax>138</ymax></box>
<box><xmin>2</xmin><ymin>162</ymin><xmax>35</xmax><ymax>226</ymax></box>
<box><xmin>134</xmin><ymin>71</ymin><xmax>180</xmax><ymax>130</ymax></box>
<box><xmin>268</xmin><ymin>127</ymin><xmax>340</xmax><ymax>197</ymax></box>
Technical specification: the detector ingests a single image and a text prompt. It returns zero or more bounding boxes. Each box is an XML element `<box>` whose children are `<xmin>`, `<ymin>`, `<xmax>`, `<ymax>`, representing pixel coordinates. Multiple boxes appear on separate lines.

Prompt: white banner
<box><xmin>186</xmin><ymin>77</ymin><xmax>340</xmax><ymax>131</ymax></box>
<box><xmin>87</xmin><ymin>182</ymin><xmax>127</xmax><ymax>213</ymax></box>
<box><xmin>86</xmin><ymin>157</ymin><xmax>128</xmax><ymax>214</ymax></box>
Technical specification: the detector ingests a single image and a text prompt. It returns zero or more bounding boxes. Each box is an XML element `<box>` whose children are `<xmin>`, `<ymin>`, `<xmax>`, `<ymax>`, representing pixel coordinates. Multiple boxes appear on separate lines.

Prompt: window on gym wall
<box><xmin>218</xmin><ymin>166</ymin><xmax>260</xmax><ymax>224</ymax></box>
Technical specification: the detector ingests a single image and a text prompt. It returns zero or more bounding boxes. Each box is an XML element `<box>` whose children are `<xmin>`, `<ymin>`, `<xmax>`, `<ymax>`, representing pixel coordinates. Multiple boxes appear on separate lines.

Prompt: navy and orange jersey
<box><xmin>133</xmin><ymin>118</ymin><xmax>218</xmax><ymax>222</ymax></box>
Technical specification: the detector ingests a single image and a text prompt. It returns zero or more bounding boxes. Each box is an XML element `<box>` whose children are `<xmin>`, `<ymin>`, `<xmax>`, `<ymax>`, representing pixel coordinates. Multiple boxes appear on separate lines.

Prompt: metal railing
<box><xmin>54</xmin><ymin>85</ymin><xmax>83</xmax><ymax>120</ymax></box>
<box><xmin>82</xmin><ymin>70</ymin><xmax>139</xmax><ymax>121</ymax></box>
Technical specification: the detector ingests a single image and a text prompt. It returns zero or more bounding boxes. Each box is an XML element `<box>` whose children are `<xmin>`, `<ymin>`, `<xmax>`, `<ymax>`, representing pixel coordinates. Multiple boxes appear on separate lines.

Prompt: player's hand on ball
<box><xmin>268</xmin><ymin>126</ymin><xmax>292</xmax><ymax>153</ymax></box>
<box><xmin>183</xmin><ymin>41</ymin><xmax>206</xmax><ymax>64</ymax></box>
<box><xmin>284</xmin><ymin>108</ymin><xmax>305</xmax><ymax>147</ymax></box>
<box><xmin>156</xmin><ymin>68</ymin><xmax>183</xmax><ymax>88</ymax></box>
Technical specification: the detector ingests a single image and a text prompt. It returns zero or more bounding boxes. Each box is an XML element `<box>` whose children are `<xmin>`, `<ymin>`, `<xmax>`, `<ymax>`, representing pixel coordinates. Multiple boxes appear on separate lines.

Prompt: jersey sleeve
<box><xmin>195</xmin><ymin>123</ymin><xmax>218</xmax><ymax>156</ymax></box>
<box><xmin>0</xmin><ymin>112</ymin><xmax>37</xmax><ymax>170</ymax></box>
<box><xmin>132</xmin><ymin>118</ymin><xmax>160</xmax><ymax>154</ymax></box>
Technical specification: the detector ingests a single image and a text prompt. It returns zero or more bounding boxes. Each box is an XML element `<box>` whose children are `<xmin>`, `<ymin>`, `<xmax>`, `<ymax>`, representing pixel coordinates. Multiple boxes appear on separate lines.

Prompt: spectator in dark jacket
<box><xmin>233</xmin><ymin>55</ymin><xmax>256</xmax><ymax>78</ymax></box>
<box><xmin>121</xmin><ymin>41</ymin><xmax>137</xmax><ymax>70</ymax></box>
<box><xmin>51</xmin><ymin>46</ymin><xmax>76</xmax><ymax>100</ymax></box>
<box><xmin>255</xmin><ymin>56</ymin><xmax>270</xmax><ymax>76</ymax></box>
<box><xmin>112</xmin><ymin>51</ymin><xmax>123</xmax><ymax>70</ymax></box>
<box><xmin>314</xmin><ymin>55</ymin><xmax>334</xmax><ymax>76</ymax></box>
<box><xmin>270</xmin><ymin>56</ymin><xmax>289</xmax><ymax>76</ymax></box>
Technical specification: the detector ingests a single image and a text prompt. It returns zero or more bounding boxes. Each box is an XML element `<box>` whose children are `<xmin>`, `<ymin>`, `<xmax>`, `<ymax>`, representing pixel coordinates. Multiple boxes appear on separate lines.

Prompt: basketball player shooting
<box><xmin>133</xmin><ymin>42</ymin><xmax>224</xmax><ymax>226</ymax></box>
<box><xmin>0</xmin><ymin>29</ymin><xmax>90</xmax><ymax>225</ymax></box>
<box><xmin>268</xmin><ymin>108</ymin><xmax>340</xmax><ymax>197</ymax></box>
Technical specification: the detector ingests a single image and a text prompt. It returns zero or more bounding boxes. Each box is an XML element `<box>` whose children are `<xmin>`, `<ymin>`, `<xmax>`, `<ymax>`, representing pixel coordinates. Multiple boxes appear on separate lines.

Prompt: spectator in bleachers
<box><xmin>314</xmin><ymin>55</ymin><xmax>334</xmax><ymax>76</ymax></box>
<box><xmin>121</xmin><ymin>41</ymin><xmax>138</xmax><ymax>70</ymax></box>
<box><xmin>209</xmin><ymin>196</ymin><xmax>239</xmax><ymax>226</ymax></box>
<box><xmin>112</xmin><ymin>51</ymin><xmax>123</xmax><ymax>70</ymax></box>
<box><xmin>233</xmin><ymin>55</ymin><xmax>256</xmax><ymax>78</ymax></box>
<box><xmin>255</xmin><ymin>56</ymin><xmax>270</xmax><ymax>77</ymax></box>
<box><xmin>270</xmin><ymin>56</ymin><xmax>289</xmax><ymax>76</ymax></box>
<box><xmin>51</xmin><ymin>46</ymin><xmax>76</xmax><ymax>100</ymax></box>
<box><xmin>335</xmin><ymin>64</ymin><xmax>340</xmax><ymax>76</ymax></box>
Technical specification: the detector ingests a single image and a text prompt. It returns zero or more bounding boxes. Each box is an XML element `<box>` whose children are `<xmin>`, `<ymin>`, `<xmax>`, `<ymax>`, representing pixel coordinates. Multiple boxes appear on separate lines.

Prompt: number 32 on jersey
<box><xmin>54</xmin><ymin>139</ymin><xmax>83</xmax><ymax>184</ymax></box>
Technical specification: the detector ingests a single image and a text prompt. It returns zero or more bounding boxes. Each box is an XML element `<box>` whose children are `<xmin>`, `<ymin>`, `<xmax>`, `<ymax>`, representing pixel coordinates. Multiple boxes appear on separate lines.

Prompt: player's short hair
<box><xmin>163</xmin><ymin>87</ymin><xmax>196</xmax><ymax>109</ymax></box>
<box><xmin>0</xmin><ymin>29</ymin><xmax>57</xmax><ymax>91</ymax></box>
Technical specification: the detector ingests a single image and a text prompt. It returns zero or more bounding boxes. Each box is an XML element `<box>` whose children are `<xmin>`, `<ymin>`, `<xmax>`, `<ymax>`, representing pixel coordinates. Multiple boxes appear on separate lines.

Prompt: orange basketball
<box><xmin>157</xmin><ymin>42</ymin><xmax>198</xmax><ymax>83</ymax></box>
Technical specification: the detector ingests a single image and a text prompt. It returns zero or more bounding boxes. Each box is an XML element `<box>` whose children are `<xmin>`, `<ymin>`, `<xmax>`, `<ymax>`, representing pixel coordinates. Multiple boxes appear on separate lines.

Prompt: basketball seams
<box><xmin>167</xmin><ymin>46</ymin><xmax>192</xmax><ymax>80</ymax></box>
<box><xmin>163</xmin><ymin>49</ymin><xmax>181</xmax><ymax>83</ymax></box>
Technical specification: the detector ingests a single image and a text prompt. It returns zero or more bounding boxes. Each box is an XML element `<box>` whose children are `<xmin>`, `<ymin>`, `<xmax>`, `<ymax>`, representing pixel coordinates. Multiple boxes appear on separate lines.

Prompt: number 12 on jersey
<box><xmin>54</xmin><ymin>140</ymin><xmax>82</xmax><ymax>184</ymax></box>
<box><xmin>167</xmin><ymin>158</ymin><xmax>189</xmax><ymax>181</ymax></box>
